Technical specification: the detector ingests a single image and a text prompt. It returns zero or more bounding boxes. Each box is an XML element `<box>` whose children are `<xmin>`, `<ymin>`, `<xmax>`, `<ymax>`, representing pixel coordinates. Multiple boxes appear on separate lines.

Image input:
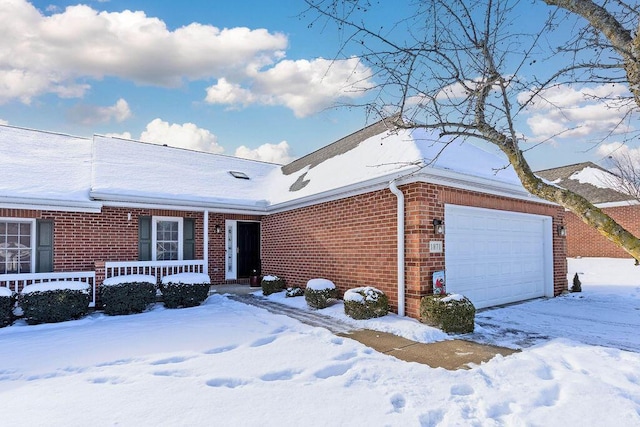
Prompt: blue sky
<box><xmin>1</xmin><ymin>0</ymin><xmax>637</xmax><ymax>169</ymax></box>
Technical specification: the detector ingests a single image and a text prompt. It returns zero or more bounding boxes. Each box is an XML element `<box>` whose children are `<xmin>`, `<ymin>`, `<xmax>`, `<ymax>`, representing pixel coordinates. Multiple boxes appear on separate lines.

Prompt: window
<box><xmin>152</xmin><ymin>217</ymin><xmax>183</xmax><ymax>261</ymax></box>
<box><xmin>0</xmin><ymin>219</ymin><xmax>35</xmax><ymax>274</ymax></box>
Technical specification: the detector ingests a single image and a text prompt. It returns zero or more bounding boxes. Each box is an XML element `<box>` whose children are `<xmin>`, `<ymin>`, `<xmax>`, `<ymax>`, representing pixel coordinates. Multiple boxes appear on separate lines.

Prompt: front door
<box><xmin>237</xmin><ymin>222</ymin><xmax>260</xmax><ymax>278</ymax></box>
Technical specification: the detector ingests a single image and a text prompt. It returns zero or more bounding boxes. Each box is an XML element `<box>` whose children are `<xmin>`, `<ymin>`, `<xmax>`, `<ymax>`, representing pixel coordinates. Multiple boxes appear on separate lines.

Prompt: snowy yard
<box><xmin>0</xmin><ymin>258</ymin><xmax>639</xmax><ymax>426</ymax></box>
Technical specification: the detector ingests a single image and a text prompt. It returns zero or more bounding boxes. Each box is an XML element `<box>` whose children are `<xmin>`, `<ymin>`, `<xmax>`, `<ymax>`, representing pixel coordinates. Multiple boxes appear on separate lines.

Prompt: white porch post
<box><xmin>203</xmin><ymin>210</ymin><xmax>209</xmax><ymax>276</ymax></box>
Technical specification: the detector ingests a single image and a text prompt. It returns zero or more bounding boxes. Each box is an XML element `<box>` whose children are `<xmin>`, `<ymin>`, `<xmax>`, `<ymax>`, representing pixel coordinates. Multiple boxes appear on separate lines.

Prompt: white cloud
<box><xmin>205</xmin><ymin>78</ymin><xmax>255</xmax><ymax>107</ymax></box>
<box><xmin>0</xmin><ymin>0</ymin><xmax>287</xmax><ymax>103</ymax></box>
<box><xmin>68</xmin><ymin>98</ymin><xmax>132</xmax><ymax>125</ymax></box>
<box><xmin>0</xmin><ymin>118</ymin><xmax>8</xmax><ymax>125</ymax></box>
<box><xmin>235</xmin><ymin>141</ymin><xmax>294</xmax><ymax>164</ymax></box>
<box><xmin>139</xmin><ymin>118</ymin><xmax>224</xmax><ymax>154</ymax></box>
<box><xmin>597</xmin><ymin>142</ymin><xmax>640</xmax><ymax>165</ymax></box>
<box><xmin>205</xmin><ymin>57</ymin><xmax>374</xmax><ymax>117</ymax></box>
<box><xmin>519</xmin><ymin>84</ymin><xmax>635</xmax><ymax>141</ymax></box>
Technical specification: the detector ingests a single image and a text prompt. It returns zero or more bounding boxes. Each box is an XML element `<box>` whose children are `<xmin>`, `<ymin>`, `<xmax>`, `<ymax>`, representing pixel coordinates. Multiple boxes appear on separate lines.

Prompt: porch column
<box><xmin>203</xmin><ymin>211</ymin><xmax>209</xmax><ymax>275</ymax></box>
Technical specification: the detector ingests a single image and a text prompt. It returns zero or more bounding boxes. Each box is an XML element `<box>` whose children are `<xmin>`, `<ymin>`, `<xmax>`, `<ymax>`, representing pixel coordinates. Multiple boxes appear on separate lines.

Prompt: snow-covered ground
<box><xmin>0</xmin><ymin>258</ymin><xmax>638</xmax><ymax>426</ymax></box>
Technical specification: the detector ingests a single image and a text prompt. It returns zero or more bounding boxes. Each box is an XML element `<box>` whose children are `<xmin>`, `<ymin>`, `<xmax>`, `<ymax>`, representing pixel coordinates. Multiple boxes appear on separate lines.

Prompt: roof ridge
<box><xmin>281</xmin><ymin>115</ymin><xmax>400</xmax><ymax>176</ymax></box>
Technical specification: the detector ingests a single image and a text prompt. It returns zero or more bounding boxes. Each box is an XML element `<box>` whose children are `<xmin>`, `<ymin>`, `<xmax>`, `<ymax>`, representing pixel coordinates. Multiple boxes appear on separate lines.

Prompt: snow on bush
<box><xmin>160</xmin><ymin>273</ymin><xmax>211</xmax><ymax>285</ymax></box>
<box><xmin>103</xmin><ymin>274</ymin><xmax>157</xmax><ymax>287</ymax></box>
<box><xmin>0</xmin><ymin>286</ymin><xmax>13</xmax><ymax>297</ymax></box>
<box><xmin>306</xmin><ymin>278</ymin><xmax>336</xmax><ymax>291</ymax></box>
<box><xmin>304</xmin><ymin>278</ymin><xmax>338</xmax><ymax>309</ymax></box>
<box><xmin>343</xmin><ymin>287</ymin><xmax>389</xmax><ymax>320</ymax></box>
<box><xmin>21</xmin><ymin>281</ymin><xmax>89</xmax><ymax>294</ymax></box>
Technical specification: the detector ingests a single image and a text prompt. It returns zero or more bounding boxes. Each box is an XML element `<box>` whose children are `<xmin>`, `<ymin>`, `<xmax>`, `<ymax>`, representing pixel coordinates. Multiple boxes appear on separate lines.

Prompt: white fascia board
<box><xmin>0</xmin><ymin>196</ymin><xmax>102</xmax><ymax>213</ymax></box>
<box><xmin>410</xmin><ymin>168</ymin><xmax>557</xmax><ymax>205</ymax></box>
<box><xmin>96</xmin><ymin>196</ymin><xmax>269</xmax><ymax>215</ymax></box>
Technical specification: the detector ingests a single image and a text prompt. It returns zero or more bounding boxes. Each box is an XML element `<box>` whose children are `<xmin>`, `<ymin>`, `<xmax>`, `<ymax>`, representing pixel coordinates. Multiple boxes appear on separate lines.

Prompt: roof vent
<box><xmin>229</xmin><ymin>171</ymin><xmax>250</xmax><ymax>180</ymax></box>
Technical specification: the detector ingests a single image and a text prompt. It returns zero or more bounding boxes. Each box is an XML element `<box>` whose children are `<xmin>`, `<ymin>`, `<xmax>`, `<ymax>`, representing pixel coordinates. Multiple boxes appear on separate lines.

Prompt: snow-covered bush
<box><xmin>343</xmin><ymin>287</ymin><xmax>389</xmax><ymax>320</ymax></box>
<box><xmin>160</xmin><ymin>273</ymin><xmax>211</xmax><ymax>309</ymax></box>
<box><xmin>100</xmin><ymin>275</ymin><xmax>157</xmax><ymax>315</ymax></box>
<box><xmin>420</xmin><ymin>294</ymin><xmax>475</xmax><ymax>334</ymax></box>
<box><xmin>261</xmin><ymin>275</ymin><xmax>285</xmax><ymax>296</ymax></box>
<box><xmin>285</xmin><ymin>286</ymin><xmax>304</xmax><ymax>298</ymax></box>
<box><xmin>19</xmin><ymin>282</ymin><xmax>90</xmax><ymax>325</ymax></box>
<box><xmin>0</xmin><ymin>287</ymin><xmax>15</xmax><ymax>327</ymax></box>
<box><xmin>304</xmin><ymin>278</ymin><xmax>338</xmax><ymax>309</ymax></box>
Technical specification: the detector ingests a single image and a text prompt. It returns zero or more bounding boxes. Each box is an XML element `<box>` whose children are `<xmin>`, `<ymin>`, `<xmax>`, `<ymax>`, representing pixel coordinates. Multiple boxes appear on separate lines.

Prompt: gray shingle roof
<box><xmin>281</xmin><ymin>115</ymin><xmax>400</xmax><ymax>176</ymax></box>
<box><xmin>536</xmin><ymin>161</ymin><xmax>634</xmax><ymax>204</ymax></box>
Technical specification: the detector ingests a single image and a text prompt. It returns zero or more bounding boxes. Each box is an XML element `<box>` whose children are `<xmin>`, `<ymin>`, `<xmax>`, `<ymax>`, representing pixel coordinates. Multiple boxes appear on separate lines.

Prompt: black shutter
<box><xmin>138</xmin><ymin>216</ymin><xmax>152</xmax><ymax>261</ymax></box>
<box><xmin>35</xmin><ymin>219</ymin><xmax>54</xmax><ymax>273</ymax></box>
<box><xmin>183</xmin><ymin>218</ymin><xmax>195</xmax><ymax>260</ymax></box>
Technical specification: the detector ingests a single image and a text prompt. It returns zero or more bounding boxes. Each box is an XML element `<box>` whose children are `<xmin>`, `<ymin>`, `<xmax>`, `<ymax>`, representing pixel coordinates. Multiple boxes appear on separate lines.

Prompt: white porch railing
<box><xmin>0</xmin><ymin>271</ymin><xmax>97</xmax><ymax>307</ymax></box>
<box><xmin>104</xmin><ymin>260</ymin><xmax>206</xmax><ymax>283</ymax></box>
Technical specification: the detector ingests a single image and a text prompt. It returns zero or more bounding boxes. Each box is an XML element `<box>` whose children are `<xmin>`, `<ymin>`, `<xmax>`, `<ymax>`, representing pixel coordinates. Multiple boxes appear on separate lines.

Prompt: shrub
<box><xmin>0</xmin><ymin>287</ymin><xmax>15</xmax><ymax>327</ymax></box>
<box><xmin>285</xmin><ymin>287</ymin><xmax>304</xmax><ymax>298</ymax></box>
<box><xmin>160</xmin><ymin>273</ymin><xmax>211</xmax><ymax>309</ymax></box>
<box><xmin>304</xmin><ymin>278</ymin><xmax>338</xmax><ymax>309</ymax></box>
<box><xmin>571</xmin><ymin>273</ymin><xmax>582</xmax><ymax>293</ymax></box>
<box><xmin>261</xmin><ymin>275</ymin><xmax>285</xmax><ymax>296</ymax></box>
<box><xmin>343</xmin><ymin>287</ymin><xmax>389</xmax><ymax>320</ymax></box>
<box><xmin>19</xmin><ymin>282</ymin><xmax>90</xmax><ymax>325</ymax></box>
<box><xmin>100</xmin><ymin>275</ymin><xmax>157</xmax><ymax>315</ymax></box>
<box><xmin>420</xmin><ymin>294</ymin><xmax>476</xmax><ymax>334</ymax></box>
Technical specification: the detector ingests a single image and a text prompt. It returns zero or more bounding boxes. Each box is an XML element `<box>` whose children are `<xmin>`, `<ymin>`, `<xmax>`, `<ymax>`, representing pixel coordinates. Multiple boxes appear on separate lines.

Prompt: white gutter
<box><xmin>389</xmin><ymin>180</ymin><xmax>405</xmax><ymax>317</ymax></box>
<box><xmin>0</xmin><ymin>196</ymin><xmax>102</xmax><ymax>213</ymax></box>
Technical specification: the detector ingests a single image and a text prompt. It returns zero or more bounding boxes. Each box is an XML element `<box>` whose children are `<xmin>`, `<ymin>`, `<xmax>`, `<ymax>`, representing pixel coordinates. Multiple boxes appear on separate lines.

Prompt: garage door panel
<box><xmin>445</xmin><ymin>205</ymin><xmax>550</xmax><ymax>309</ymax></box>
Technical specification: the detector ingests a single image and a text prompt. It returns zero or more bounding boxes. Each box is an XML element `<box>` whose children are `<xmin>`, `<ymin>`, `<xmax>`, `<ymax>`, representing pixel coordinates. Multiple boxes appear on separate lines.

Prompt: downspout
<box><xmin>389</xmin><ymin>180</ymin><xmax>405</xmax><ymax>317</ymax></box>
<box><xmin>203</xmin><ymin>210</ymin><xmax>209</xmax><ymax>276</ymax></box>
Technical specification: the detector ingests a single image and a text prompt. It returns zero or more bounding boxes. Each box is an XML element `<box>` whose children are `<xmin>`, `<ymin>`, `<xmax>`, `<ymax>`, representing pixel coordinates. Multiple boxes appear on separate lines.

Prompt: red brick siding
<box><xmin>566</xmin><ymin>205</ymin><xmax>640</xmax><ymax>258</ymax></box>
<box><xmin>262</xmin><ymin>190</ymin><xmax>400</xmax><ymax>311</ymax></box>
<box><xmin>262</xmin><ymin>182</ymin><xmax>567</xmax><ymax>319</ymax></box>
<box><xmin>0</xmin><ymin>207</ymin><xmax>204</xmax><ymax>272</ymax></box>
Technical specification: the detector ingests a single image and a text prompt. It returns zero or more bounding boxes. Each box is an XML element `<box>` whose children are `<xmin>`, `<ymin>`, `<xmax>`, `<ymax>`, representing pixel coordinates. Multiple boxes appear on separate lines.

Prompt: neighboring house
<box><xmin>537</xmin><ymin>162</ymin><xmax>639</xmax><ymax>259</ymax></box>
<box><xmin>1</xmin><ymin>120</ymin><xmax>567</xmax><ymax>318</ymax></box>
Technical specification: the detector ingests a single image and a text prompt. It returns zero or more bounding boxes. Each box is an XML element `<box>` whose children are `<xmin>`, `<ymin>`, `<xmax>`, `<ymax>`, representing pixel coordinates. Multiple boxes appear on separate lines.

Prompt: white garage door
<box><xmin>444</xmin><ymin>204</ymin><xmax>552</xmax><ymax>309</ymax></box>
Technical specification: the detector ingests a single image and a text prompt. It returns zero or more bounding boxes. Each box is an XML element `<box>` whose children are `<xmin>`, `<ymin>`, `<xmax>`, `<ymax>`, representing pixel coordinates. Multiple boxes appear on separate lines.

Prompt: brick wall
<box><xmin>262</xmin><ymin>182</ymin><xmax>567</xmax><ymax>319</ymax></box>
<box><xmin>0</xmin><ymin>207</ymin><xmax>261</xmax><ymax>283</ymax></box>
<box><xmin>0</xmin><ymin>207</ymin><xmax>203</xmax><ymax>272</ymax></box>
<box><xmin>566</xmin><ymin>205</ymin><xmax>640</xmax><ymax>258</ymax></box>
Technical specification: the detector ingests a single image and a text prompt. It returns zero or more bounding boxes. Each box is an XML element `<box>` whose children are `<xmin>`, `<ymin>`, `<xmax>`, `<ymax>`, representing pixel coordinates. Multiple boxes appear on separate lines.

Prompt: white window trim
<box><xmin>0</xmin><ymin>217</ymin><xmax>36</xmax><ymax>274</ymax></box>
<box><xmin>151</xmin><ymin>216</ymin><xmax>184</xmax><ymax>261</ymax></box>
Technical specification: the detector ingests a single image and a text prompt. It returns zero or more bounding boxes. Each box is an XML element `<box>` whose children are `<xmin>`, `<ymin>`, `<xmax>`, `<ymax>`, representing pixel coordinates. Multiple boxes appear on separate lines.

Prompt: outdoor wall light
<box><xmin>557</xmin><ymin>225</ymin><xmax>567</xmax><ymax>237</ymax></box>
<box><xmin>215</xmin><ymin>224</ymin><xmax>221</xmax><ymax>234</ymax></box>
<box><xmin>433</xmin><ymin>218</ymin><xmax>445</xmax><ymax>235</ymax></box>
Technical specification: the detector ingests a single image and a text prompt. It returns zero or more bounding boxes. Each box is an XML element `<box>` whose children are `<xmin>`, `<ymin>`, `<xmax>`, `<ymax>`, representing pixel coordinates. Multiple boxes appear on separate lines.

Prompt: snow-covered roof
<box><xmin>536</xmin><ymin>162</ymin><xmax>634</xmax><ymax>205</ymax></box>
<box><xmin>0</xmin><ymin>125</ymin><xmax>100</xmax><ymax>212</ymax></box>
<box><xmin>91</xmin><ymin>135</ymin><xmax>278</xmax><ymax>210</ymax></box>
<box><xmin>265</xmin><ymin>126</ymin><xmax>528</xmax><ymax>207</ymax></box>
<box><xmin>1</xmin><ymin>121</ymin><xmax>540</xmax><ymax>214</ymax></box>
